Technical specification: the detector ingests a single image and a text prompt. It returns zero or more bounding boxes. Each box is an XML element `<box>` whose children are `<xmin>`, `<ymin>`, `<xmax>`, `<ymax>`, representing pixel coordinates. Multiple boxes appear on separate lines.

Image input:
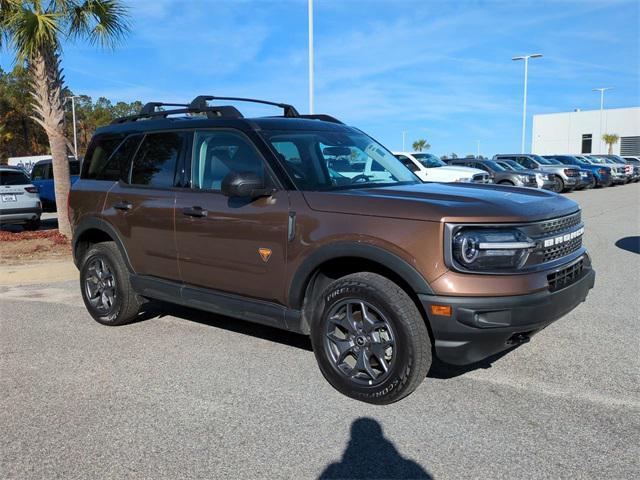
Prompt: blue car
<box><xmin>543</xmin><ymin>155</ymin><xmax>612</xmax><ymax>188</ymax></box>
<box><xmin>30</xmin><ymin>159</ymin><xmax>81</xmax><ymax>212</ymax></box>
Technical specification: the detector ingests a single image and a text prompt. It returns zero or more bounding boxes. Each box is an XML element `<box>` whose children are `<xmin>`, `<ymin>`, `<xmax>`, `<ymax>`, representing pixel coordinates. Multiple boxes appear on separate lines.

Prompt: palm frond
<box><xmin>69</xmin><ymin>0</ymin><xmax>130</xmax><ymax>49</ymax></box>
<box><xmin>6</xmin><ymin>6</ymin><xmax>63</xmax><ymax>62</ymax></box>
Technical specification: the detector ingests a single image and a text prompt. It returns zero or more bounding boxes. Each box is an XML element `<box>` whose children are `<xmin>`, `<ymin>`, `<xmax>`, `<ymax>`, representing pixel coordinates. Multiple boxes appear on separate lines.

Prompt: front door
<box><xmin>174</xmin><ymin>129</ymin><xmax>289</xmax><ymax>304</ymax></box>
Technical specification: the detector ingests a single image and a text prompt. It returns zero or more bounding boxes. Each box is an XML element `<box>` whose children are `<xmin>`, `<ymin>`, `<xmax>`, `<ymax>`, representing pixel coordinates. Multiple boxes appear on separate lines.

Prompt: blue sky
<box><xmin>2</xmin><ymin>0</ymin><xmax>639</xmax><ymax>155</ymax></box>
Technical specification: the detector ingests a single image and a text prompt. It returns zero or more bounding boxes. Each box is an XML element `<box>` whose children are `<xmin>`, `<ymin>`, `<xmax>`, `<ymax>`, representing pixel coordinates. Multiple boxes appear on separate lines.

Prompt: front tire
<box><xmin>80</xmin><ymin>242</ymin><xmax>143</xmax><ymax>326</ymax></box>
<box><xmin>310</xmin><ymin>272</ymin><xmax>431</xmax><ymax>404</ymax></box>
<box><xmin>551</xmin><ymin>175</ymin><xmax>564</xmax><ymax>193</ymax></box>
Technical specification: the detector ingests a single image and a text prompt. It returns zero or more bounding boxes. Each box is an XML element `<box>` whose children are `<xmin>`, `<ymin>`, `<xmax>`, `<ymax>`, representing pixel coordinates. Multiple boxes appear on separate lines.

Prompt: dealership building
<box><xmin>532</xmin><ymin>107</ymin><xmax>640</xmax><ymax>156</ymax></box>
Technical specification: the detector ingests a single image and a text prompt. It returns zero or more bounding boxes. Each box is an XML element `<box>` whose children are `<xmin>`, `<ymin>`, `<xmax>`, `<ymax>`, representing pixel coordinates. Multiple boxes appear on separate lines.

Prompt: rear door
<box><xmin>103</xmin><ymin>131</ymin><xmax>187</xmax><ymax>281</ymax></box>
<box><xmin>174</xmin><ymin>129</ymin><xmax>289</xmax><ymax>304</ymax></box>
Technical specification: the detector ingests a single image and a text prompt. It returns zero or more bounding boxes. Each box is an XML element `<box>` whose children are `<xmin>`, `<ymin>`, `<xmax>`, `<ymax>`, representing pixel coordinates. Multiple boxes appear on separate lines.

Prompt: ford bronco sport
<box><xmin>70</xmin><ymin>96</ymin><xmax>595</xmax><ymax>404</ymax></box>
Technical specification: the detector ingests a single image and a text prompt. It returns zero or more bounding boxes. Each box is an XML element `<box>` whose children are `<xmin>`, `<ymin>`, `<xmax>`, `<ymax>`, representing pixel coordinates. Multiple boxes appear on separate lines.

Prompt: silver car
<box><xmin>0</xmin><ymin>166</ymin><xmax>42</xmax><ymax>230</ymax></box>
<box><xmin>493</xmin><ymin>154</ymin><xmax>581</xmax><ymax>193</ymax></box>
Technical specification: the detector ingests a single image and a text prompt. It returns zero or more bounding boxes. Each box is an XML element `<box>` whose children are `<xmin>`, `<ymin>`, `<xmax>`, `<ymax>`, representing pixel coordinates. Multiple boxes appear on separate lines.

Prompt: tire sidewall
<box><xmin>80</xmin><ymin>246</ymin><xmax>125</xmax><ymax>325</ymax></box>
<box><xmin>311</xmin><ymin>281</ymin><xmax>417</xmax><ymax>403</ymax></box>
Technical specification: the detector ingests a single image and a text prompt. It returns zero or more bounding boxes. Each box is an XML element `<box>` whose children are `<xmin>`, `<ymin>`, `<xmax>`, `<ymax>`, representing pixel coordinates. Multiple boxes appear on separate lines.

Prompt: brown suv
<box><xmin>70</xmin><ymin>96</ymin><xmax>595</xmax><ymax>404</ymax></box>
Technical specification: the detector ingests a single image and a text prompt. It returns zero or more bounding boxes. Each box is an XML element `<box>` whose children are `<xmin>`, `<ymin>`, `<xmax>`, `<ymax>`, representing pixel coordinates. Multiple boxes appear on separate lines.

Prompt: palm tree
<box><xmin>0</xmin><ymin>0</ymin><xmax>129</xmax><ymax>237</ymax></box>
<box><xmin>412</xmin><ymin>139</ymin><xmax>430</xmax><ymax>152</ymax></box>
<box><xmin>602</xmin><ymin>133</ymin><xmax>619</xmax><ymax>155</ymax></box>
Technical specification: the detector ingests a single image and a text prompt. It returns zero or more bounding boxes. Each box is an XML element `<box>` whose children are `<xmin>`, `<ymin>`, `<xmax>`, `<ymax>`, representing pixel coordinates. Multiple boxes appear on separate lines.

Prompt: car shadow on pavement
<box><xmin>615</xmin><ymin>236</ymin><xmax>640</xmax><ymax>254</ymax></box>
<box><xmin>318</xmin><ymin>417</ymin><xmax>432</xmax><ymax>479</ymax></box>
<box><xmin>140</xmin><ymin>300</ymin><xmax>313</xmax><ymax>351</ymax></box>
<box><xmin>427</xmin><ymin>346</ymin><xmax>519</xmax><ymax>379</ymax></box>
<box><xmin>138</xmin><ymin>301</ymin><xmax>517</xmax><ymax>378</ymax></box>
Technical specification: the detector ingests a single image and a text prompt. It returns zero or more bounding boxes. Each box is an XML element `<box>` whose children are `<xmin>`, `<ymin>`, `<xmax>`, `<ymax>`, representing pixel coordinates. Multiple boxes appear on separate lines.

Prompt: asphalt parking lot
<box><xmin>1</xmin><ymin>184</ymin><xmax>639</xmax><ymax>479</ymax></box>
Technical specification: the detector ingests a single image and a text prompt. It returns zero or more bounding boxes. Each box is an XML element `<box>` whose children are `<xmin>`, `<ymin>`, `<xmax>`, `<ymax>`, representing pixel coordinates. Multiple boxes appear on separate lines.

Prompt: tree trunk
<box><xmin>608</xmin><ymin>143</ymin><xmax>613</xmax><ymax>154</ymax></box>
<box><xmin>29</xmin><ymin>50</ymin><xmax>72</xmax><ymax>238</ymax></box>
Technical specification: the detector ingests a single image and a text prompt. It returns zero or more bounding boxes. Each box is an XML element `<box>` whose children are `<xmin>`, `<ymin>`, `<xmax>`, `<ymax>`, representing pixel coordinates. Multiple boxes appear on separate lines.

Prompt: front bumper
<box><xmin>419</xmin><ymin>265</ymin><xmax>595</xmax><ymax>365</ymax></box>
<box><xmin>595</xmin><ymin>174</ymin><xmax>612</xmax><ymax>186</ymax></box>
<box><xmin>563</xmin><ymin>177</ymin><xmax>579</xmax><ymax>187</ymax></box>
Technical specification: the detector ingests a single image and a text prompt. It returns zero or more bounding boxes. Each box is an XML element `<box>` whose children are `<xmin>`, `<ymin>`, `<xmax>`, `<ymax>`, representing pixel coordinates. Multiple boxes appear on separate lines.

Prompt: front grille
<box><xmin>539</xmin><ymin>211</ymin><xmax>581</xmax><ymax>236</ymax></box>
<box><xmin>566</xmin><ymin>169</ymin><xmax>581</xmax><ymax>177</ymax></box>
<box><xmin>472</xmin><ymin>173</ymin><xmax>490</xmax><ymax>184</ymax></box>
<box><xmin>543</xmin><ymin>236</ymin><xmax>583</xmax><ymax>262</ymax></box>
<box><xmin>548</xmin><ymin>259</ymin><xmax>584</xmax><ymax>292</ymax></box>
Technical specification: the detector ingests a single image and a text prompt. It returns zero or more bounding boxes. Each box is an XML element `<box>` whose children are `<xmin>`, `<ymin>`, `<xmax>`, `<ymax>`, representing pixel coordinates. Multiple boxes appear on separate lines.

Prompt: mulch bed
<box><xmin>0</xmin><ymin>229</ymin><xmax>71</xmax><ymax>265</ymax></box>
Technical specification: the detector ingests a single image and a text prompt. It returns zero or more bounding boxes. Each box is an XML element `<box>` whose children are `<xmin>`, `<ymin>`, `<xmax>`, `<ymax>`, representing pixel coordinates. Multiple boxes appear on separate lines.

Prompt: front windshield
<box><xmin>263</xmin><ymin>130</ymin><xmax>418</xmax><ymax>191</ymax></box>
<box><xmin>412</xmin><ymin>153</ymin><xmax>446</xmax><ymax>168</ymax></box>
<box><xmin>586</xmin><ymin>156</ymin><xmax>608</xmax><ymax>164</ymax></box>
<box><xmin>484</xmin><ymin>161</ymin><xmax>507</xmax><ymax>172</ymax></box>
<box><xmin>571</xmin><ymin>156</ymin><xmax>589</xmax><ymax>165</ymax></box>
<box><xmin>546</xmin><ymin>158</ymin><xmax>562</xmax><ymax>165</ymax></box>
<box><xmin>502</xmin><ymin>160</ymin><xmax>526</xmax><ymax>171</ymax></box>
<box><xmin>531</xmin><ymin>154</ymin><xmax>555</xmax><ymax>165</ymax></box>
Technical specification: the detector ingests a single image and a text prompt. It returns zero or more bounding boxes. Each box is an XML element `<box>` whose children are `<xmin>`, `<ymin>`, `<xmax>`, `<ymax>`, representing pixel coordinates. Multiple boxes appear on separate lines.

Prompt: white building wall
<box><xmin>532</xmin><ymin>107</ymin><xmax>640</xmax><ymax>155</ymax></box>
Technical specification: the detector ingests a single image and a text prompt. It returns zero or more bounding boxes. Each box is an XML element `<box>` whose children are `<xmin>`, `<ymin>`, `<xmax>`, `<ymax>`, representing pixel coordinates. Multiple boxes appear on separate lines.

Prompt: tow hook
<box><xmin>507</xmin><ymin>333</ymin><xmax>531</xmax><ymax>346</ymax></box>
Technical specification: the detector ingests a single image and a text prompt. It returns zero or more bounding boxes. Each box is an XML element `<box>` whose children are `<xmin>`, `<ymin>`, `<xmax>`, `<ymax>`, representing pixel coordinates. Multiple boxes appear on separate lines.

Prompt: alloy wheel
<box><xmin>324</xmin><ymin>299</ymin><xmax>395</xmax><ymax>386</ymax></box>
<box><xmin>84</xmin><ymin>256</ymin><xmax>117</xmax><ymax>314</ymax></box>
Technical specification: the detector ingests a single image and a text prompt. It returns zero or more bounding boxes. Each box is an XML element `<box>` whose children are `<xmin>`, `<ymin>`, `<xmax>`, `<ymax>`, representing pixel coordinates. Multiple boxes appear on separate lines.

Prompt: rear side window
<box><xmin>83</xmin><ymin>135</ymin><xmax>125</xmax><ymax>179</ymax></box>
<box><xmin>131</xmin><ymin>132</ymin><xmax>185</xmax><ymax>188</ymax></box>
<box><xmin>1</xmin><ymin>170</ymin><xmax>30</xmax><ymax>185</ymax></box>
<box><xmin>98</xmin><ymin>135</ymin><xmax>142</xmax><ymax>182</ymax></box>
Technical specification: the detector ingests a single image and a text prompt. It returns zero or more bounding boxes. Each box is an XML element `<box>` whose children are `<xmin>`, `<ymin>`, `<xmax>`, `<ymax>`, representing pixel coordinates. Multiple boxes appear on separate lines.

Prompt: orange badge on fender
<box><xmin>258</xmin><ymin>248</ymin><xmax>272</xmax><ymax>263</ymax></box>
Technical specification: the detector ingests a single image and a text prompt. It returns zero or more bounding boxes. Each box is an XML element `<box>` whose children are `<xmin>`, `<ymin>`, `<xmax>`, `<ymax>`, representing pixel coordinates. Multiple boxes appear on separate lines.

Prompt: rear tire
<box><xmin>80</xmin><ymin>242</ymin><xmax>143</xmax><ymax>326</ymax></box>
<box><xmin>498</xmin><ymin>180</ymin><xmax>514</xmax><ymax>186</ymax></box>
<box><xmin>310</xmin><ymin>272</ymin><xmax>431</xmax><ymax>404</ymax></box>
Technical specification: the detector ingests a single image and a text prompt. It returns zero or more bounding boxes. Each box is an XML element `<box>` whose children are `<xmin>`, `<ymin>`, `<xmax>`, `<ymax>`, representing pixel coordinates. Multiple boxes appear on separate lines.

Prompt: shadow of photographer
<box><xmin>319</xmin><ymin>417</ymin><xmax>432</xmax><ymax>479</ymax></box>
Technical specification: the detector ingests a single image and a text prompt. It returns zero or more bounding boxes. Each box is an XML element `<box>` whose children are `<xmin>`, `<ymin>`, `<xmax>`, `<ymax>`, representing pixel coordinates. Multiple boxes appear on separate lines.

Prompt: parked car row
<box><xmin>393</xmin><ymin>152</ymin><xmax>639</xmax><ymax>193</ymax></box>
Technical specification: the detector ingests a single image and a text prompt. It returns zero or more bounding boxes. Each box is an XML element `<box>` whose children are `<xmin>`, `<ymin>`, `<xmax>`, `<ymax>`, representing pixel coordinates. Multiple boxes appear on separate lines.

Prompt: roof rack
<box><xmin>111</xmin><ymin>95</ymin><xmax>343</xmax><ymax>125</ymax></box>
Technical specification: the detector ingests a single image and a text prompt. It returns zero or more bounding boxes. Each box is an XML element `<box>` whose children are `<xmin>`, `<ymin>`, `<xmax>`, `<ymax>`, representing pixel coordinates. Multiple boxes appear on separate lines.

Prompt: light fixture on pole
<box><xmin>65</xmin><ymin>95</ymin><xmax>81</xmax><ymax>160</ymax></box>
<box><xmin>308</xmin><ymin>0</ymin><xmax>314</xmax><ymax>114</ymax></box>
<box><xmin>512</xmin><ymin>53</ymin><xmax>543</xmax><ymax>154</ymax></box>
<box><xmin>592</xmin><ymin>87</ymin><xmax>613</xmax><ymax>153</ymax></box>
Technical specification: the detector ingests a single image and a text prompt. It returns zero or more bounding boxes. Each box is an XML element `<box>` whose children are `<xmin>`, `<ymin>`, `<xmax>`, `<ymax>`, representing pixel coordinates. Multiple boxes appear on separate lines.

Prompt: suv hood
<box><xmin>537</xmin><ymin>165</ymin><xmax>577</xmax><ymax>174</ymax></box>
<box><xmin>433</xmin><ymin>165</ymin><xmax>485</xmax><ymax>176</ymax></box>
<box><xmin>302</xmin><ymin>183</ymin><xmax>578</xmax><ymax>223</ymax></box>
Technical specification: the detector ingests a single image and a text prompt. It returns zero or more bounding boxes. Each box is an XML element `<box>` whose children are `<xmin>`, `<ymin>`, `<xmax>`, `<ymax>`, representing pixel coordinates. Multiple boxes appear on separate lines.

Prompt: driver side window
<box><xmin>192</xmin><ymin>131</ymin><xmax>266</xmax><ymax>191</ymax></box>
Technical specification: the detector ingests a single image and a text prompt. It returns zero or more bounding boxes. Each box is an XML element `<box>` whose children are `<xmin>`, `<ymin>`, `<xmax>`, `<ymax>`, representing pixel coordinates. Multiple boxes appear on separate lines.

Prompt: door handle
<box><xmin>113</xmin><ymin>200</ymin><xmax>132</xmax><ymax>211</ymax></box>
<box><xmin>182</xmin><ymin>206</ymin><xmax>208</xmax><ymax>218</ymax></box>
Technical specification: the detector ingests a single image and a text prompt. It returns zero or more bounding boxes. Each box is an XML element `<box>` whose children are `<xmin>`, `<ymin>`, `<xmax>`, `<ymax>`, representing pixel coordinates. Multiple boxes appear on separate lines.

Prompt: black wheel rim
<box><xmin>324</xmin><ymin>299</ymin><xmax>396</xmax><ymax>386</ymax></box>
<box><xmin>84</xmin><ymin>256</ymin><xmax>117</xmax><ymax>314</ymax></box>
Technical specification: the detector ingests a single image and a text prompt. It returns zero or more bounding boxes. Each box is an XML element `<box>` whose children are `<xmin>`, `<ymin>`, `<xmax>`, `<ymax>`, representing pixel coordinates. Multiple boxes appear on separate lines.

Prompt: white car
<box><xmin>393</xmin><ymin>152</ymin><xmax>490</xmax><ymax>184</ymax></box>
<box><xmin>0</xmin><ymin>166</ymin><xmax>42</xmax><ymax>230</ymax></box>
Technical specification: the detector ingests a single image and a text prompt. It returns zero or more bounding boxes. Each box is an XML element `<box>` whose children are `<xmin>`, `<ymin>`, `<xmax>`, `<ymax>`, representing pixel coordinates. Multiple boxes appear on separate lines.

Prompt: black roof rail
<box><xmin>139</xmin><ymin>102</ymin><xmax>188</xmax><ymax>115</ymax></box>
<box><xmin>189</xmin><ymin>95</ymin><xmax>300</xmax><ymax>118</ymax></box>
<box><xmin>299</xmin><ymin>114</ymin><xmax>344</xmax><ymax>124</ymax></box>
<box><xmin>111</xmin><ymin>95</ymin><xmax>343</xmax><ymax>125</ymax></box>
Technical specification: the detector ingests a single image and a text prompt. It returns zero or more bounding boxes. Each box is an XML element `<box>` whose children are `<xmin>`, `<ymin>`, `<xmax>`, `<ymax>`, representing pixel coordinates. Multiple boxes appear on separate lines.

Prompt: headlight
<box><xmin>452</xmin><ymin>229</ymin><xmax>534</xmax><ymax>271</ymax></box>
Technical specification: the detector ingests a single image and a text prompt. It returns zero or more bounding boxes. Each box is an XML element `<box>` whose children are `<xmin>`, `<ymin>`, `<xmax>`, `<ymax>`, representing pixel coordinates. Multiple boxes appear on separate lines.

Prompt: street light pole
<box><xmin>513</xmin><ymin>54</ymin><xmax>543</xmax><ymax>154</ymax></box>
<box><xmin>402</xmin><ymin>131</ymin><xmax>407</xmax><ymax>151</ymax></box>
<box><xmin>592</xmin><ymin>87</ymin><xmax>612</xmax><ymax>154</ymax></box>
<box><xmin>65</xmin><ymin>95</ymin><xmax>80</xmax><ymax>160</ymax></box>
<box><xmin>308</xmin><ymin>0</ymin><xmax>314</xmax><ymax>114</ymax></box>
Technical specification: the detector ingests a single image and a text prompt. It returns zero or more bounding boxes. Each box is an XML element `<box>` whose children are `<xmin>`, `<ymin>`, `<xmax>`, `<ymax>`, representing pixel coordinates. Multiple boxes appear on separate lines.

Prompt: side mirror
<box><xmin>221</xmin><ymin>172</ymin><xmax>272</xmax><ymax>198</ymax></box>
